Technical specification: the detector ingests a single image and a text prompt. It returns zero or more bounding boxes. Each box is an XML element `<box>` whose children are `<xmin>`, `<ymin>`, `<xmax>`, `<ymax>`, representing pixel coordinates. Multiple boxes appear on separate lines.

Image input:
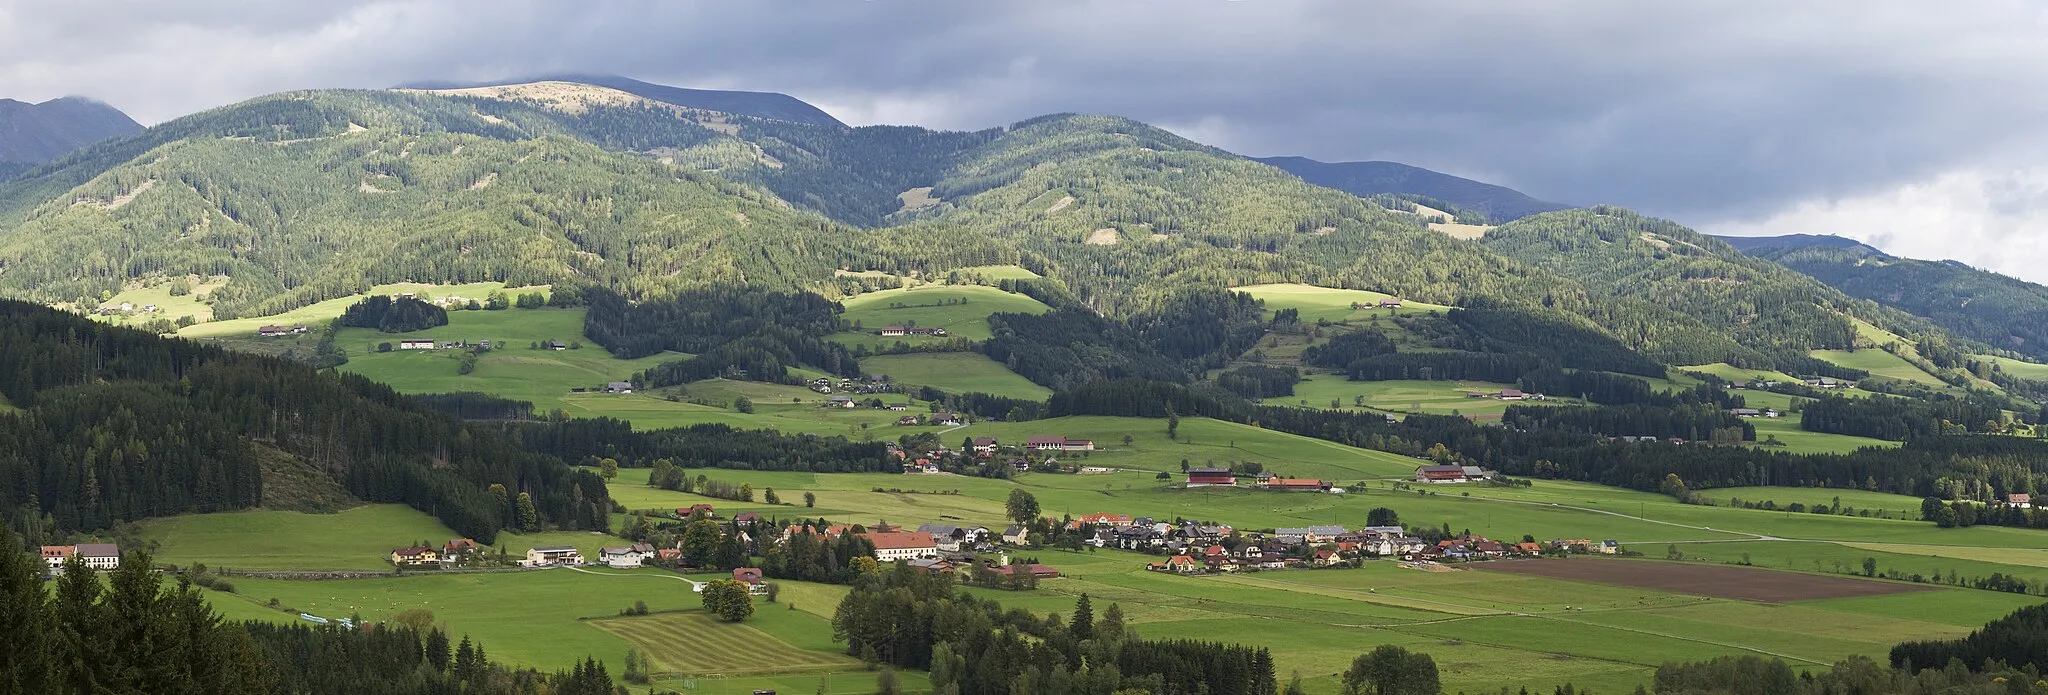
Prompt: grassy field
<box><xmin>180</xmin><ymin>282</ymin><xmax>548</xmax><ymax>339</ymax></box>
<box><xmin>829</xmin><ymin>284</ymin><xmax>1049</xmax><ymax>350</ymax></box>
<box><xmin>132</xmin><ymin>504</ymin><xmax>638</xmax><ymax>571</ymax></box>
<box><xmin>1274</xmin><ymin>377</ymin><xmax>1575</xmax><ymax>419</ymax></box>
<box><xmin>1982</xmin><ymin>354</ymin><xmax>2048</xmax><ymax>381</ymax></box>
<box><xmin>330</xmin><ymin>308</ymin><xmax>679</xmax><ymax>414</ymax></box>
<box><xmin>1748</xmin><ymin>414</ymin><xmax>1898</xmax><ymax>455</ymax></box>
<box><xmin>207</xmin><ymin>568</ymin><xmax>886</xmax><ymax>687</ymax></box>
<box><xmin>91</xmin><ymin>275</ymin><xmax>231</xmax><ymax>326</ymax></box>
<box><xmin>1696</xmin><ymin>487</ymin><xmax>1927</xmax><ymax>519</ymax></box>
<box><xmin>587</xmin><ymin>611</ymin><xmax>858</xmax><ymax>675</ymax></box>
<box><xmin>1810</xmin><ymin>348</ymin><xmax>1946</xmax><ymax>387</ymax></box>
<box><xmin>1234</xmin><ymin>283</ymin><xmax>1453</xmax><ymax>323</ymax></box>
<box><xmin>1677</xmin><ymin>363</ymin><xmax>1803</xmax><ymax>385</ymax></box>
<box><xmin>134</xmin><ymin>505</ymin><xmax>464</xmax><ymax>570</ymax></box>
<box><xmin>860</xmin><ymin>352</ymin><xmax>1051</xmax><ymax>400</ymax></box>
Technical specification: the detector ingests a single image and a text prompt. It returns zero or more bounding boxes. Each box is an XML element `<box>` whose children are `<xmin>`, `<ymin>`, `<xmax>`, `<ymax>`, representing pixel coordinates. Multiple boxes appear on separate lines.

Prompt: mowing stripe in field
<box><xmin>587</xmin><ymin>612</ymin><xmax>856</xmax><ymax>676</ymax></box>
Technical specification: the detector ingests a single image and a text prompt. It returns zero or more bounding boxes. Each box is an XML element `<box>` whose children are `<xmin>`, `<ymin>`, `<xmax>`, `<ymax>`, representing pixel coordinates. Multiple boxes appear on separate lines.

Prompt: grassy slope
<box><xmin>829</xmin><ymin>283</ymin><xmax>1050</xmax><ymax>349</ymax></box>
<box><xmin>331</xmin><ymin>307</ymin><xmax>676</xmax><ymax>411</ymax></box>
<box><xmin>1981</xmin><ymin>354</ymin><xmax>2048</xmax><ymax>381</ymax></box>
<box><xmin>1234</xmin><ymin>283</ymin><xmax>1454</xmax><ymax>323</ymax></box>
<box><xmin>134</xmin><ymin>505</ymin><xmax>464</xmax><ymax>570</ymax></box>
<box><xmin>860</xmin><ymin>352</ymin><xmax>1051</xmax><ymax>400</ymax></box>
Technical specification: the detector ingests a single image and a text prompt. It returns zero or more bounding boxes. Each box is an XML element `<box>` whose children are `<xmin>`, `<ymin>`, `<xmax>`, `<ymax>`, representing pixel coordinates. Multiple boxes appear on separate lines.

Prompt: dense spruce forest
<box><xmin>0</xmin><ymin>533</ymin><xmax>622</xmax><ymax>695</ymax></box>
<box><xmin>0</xmin><ymin>300</ymin><xmax>606</xmax><ymax>544</ymax></box>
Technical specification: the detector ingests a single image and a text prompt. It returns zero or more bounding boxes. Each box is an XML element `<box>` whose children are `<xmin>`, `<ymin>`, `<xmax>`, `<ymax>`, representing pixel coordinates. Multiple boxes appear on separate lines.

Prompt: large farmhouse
<box><xmin>865</xmin><ymin>531</ymin><xmax>941</xmax><ymax>561</ymax></box>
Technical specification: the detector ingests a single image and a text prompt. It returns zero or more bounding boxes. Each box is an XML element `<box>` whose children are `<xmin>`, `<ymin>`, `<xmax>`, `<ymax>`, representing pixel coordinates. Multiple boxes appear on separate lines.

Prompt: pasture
<box><xmin>587</xmin><ymin>611</ymin><xmax>857</xmax><ymax>675</ymax></box>
<box><xmin>860</xmin><ymin>352</ymin><xmax>1052</xmax><ymax>400</ymax></box>
<box><xmin>1810</xmin><ymin>348</ymin><xmax>1945</xmax><ymax>387</ymax></box>
<box><xmin>134</xmin><ymin>505</ymin><xmax>463</xmax><ymax>570</ymax></box>
<box><xmin>1981</xmin><ymin>354</ymin><xmax>2048</xmax><ymax>381</ymax></box>
<box><xmin>1275</xmin><ymin>378</ymin><xmax>1570</xmax><ymax>418</ymax></box>
<box><xmin>829</xmin><ymin>283</ymin><xmax>1050</xmax><ymax>349</ymax></box>
<box><xmin>1677</xmin><ymin>363</ymin><xmax>1803</xmax><ymax>385</ymax></box>
<box><xmin>1746</xmin><ymin>414</ymin><xmax>1898</xmax><ymax>455</ymax></box>
<box><xmin>1234</xmin><ymin>283</ymin><xmax>1452</xmax><ymax>323</ymax></box>
<box><xmin>181</xmin><ymin>281</ymin><xmax>548</xmax><ymax>339</ymax></box>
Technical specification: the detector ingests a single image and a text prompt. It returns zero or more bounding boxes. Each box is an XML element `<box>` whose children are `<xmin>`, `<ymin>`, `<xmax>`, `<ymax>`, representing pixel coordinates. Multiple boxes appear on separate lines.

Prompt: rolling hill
<box><xmin>0</xmin><ymin>96</ymin><xmax>141</xmax><ymax>176</ymax></box>
<box><xmin>0</xmin><ymin>79</ymin><xmax>2013</xmax><ymax>391</ymax></box>
<box><xmin>1479</xmin><ymin>207</ymin><xmax>1949</xmax><ymax>369</ymax></box>
<box><xmin>1255</xmin><ymin>155</ymin><xmax>1569</xmax><ymax>223</ymax></box>
<box><xmin>1723</xmin><ymin>234</ymin><xmax>2048</xmax><ymax>363</ymax></box>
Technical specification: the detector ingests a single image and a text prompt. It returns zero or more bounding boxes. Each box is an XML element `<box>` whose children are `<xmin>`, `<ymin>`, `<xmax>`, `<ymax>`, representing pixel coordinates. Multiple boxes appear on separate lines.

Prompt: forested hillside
<box><xmin>1481</xmin><ymin>207</ymin><xmax>1939</xmax><ymax>370</ymax></box>
<box><xmin>0</xmin><ymin>300</ymin><xmax>607</xmax><ymax>544</ymax></box>
<box><xmin>0</xmin><ymin>90</ymin><xmax>869</xmax><ymax>319</ymax></box>
<box><xmin>0</xmin><ymin>80</ymin><xmax>2022</xmax><ymax>396</ymax></box>
<box><xmin>1737</xmin><ymin>239</ymin><xmax>2048</xmax><ymax>362</ymax></box>
<box><xmin>1255</xmin><ymin>155</ymin><xmax>1569</xmax><ymax>222</ymax></box>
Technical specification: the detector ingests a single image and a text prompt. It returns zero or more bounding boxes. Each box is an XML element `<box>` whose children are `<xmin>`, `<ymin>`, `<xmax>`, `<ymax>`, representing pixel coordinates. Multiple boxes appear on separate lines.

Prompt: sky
<box><xmin>4</xmin><ymin>0</ymin><xmax>2048</xmax><ymax>279</ymax></box>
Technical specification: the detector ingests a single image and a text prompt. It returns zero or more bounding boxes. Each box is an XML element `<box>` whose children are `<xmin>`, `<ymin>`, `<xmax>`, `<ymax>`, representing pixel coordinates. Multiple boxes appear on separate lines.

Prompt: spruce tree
<box><xmin>1069</xmin><ymin>594</ymin><xmax>1094</xmax><ymax>640</ymax></box>
<box><xmin>0</xmin><ymin>527</ymin><xmax>53</xmax><ymax>694</ymax></box>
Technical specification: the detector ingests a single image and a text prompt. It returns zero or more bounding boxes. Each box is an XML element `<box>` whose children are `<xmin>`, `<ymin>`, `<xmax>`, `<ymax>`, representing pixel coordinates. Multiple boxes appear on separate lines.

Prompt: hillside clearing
<box><xmin>861</xmin><ymin>352</ymin><xmax>1051</xmax><ymax>401</ymax></box>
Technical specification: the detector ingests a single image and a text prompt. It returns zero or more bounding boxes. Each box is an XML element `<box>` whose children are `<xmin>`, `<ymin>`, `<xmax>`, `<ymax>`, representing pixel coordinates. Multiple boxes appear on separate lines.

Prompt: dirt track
<box><xmin>1476</xmin><ymin>558</ymin><xmax>1936</xmax><ymax>602</ymax></box>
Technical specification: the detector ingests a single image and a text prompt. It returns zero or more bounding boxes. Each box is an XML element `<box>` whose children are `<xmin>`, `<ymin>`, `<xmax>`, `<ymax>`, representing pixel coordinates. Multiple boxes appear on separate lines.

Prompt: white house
<box><xmin>74</xmin><ymin>544</ymin><xmax>120</xmax><ymax>570</ymax></box>
<box><xmin>599</xmin><ymin>543</ymin><xmax>654</xmax><ymax>568</ymax></box>
<box><xmin>399</xmin><ymin>339</ymin><xmax>435</xmax><ymax>350</ymax></box>
<box><xmin>525</xmin><ymin>546</ymin><xmax>584</xmax><ymax>567</ymax></box>
<box><xmin>864</xmin><ymin>532</ymin><xmax>940</xmax><ymax>562</ymax></box>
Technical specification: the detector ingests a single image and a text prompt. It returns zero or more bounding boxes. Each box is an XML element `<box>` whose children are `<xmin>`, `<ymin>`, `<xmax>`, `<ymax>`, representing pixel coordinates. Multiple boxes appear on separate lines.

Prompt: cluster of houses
<box><xmin>388</xmin><ymin>539</ymin><xmax>493</xmax><ymax>568</ymax></box>
<box><xmin>895</xmin><ymin>412</ymin><xmax>963</xmax><ymax>427</ymax></box>
<box><xmin>807</xmin><ymin>376</ymin><xmax>893</xmax><ymax>395</ymax></box>
<box><xmin>1467</xmin><ymin>388</ymin><xmax>1546</xmax><ymax>401</ymax></box>
<box><xmin>1727</xmin><ymin>407</ymin><xmax>1782</xmax><ymax>418</ymax></box>
<box><xmin>1146</xmin><ymin>528</ymin><xmax>1621</xmax><ymax>575</ymax></box>
<box><xmin>893</xmin><ymin>435</ymin><xmax>1103</xmax><ymax>475</ymax></box>
<box><xmin>255</xmin><ymin>324</ymin><xmax>309</xmax><ymax>337</ymax></box>
<box><xmin>39</xmin><ymin>543</ymin><xmax>120</xmax><ymax>574</ymax></box>
<box><xmin>396</xmin><ymin>338</ymin><xmax>506</xmax><ymax>350</ymax></box>
<box><xmin>877</xmin><ymin>326</ymin><xmax>948</xmax><ymax>337</ymax></box>
<box><xmin>1349</xmin><ymin>298</ymin><xmax>1405</xmax><ymax>310</ymax></box>
<box><xmin>98</xmin><ymin>302</ymin><xmax>159</xmax><ymax>315</ymax></box>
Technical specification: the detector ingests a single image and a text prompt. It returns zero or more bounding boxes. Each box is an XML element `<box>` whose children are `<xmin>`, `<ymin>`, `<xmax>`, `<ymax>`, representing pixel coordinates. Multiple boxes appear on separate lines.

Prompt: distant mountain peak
<box><xmin>1711</xmin><ymin>233</ymin><xmax>1888</xmax><ymax>258</ymax></box>
<box><xmin>394</xmin><ymin>73</ymin><xmax>844</xmax><ymax>127</ymax></box>
<box><xmin>1255</xmin><ymin>156</ymin><xmax>1569</xmax><ymax>223</ymax></box>
<box><xmin>0</xmin><ymin>96</ymin><xmax>142</xmax><ymax>167</ymax></box>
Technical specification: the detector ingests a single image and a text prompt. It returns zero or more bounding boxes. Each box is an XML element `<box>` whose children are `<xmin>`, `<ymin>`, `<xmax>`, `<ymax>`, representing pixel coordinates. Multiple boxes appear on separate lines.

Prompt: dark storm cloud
<box><xmin>3</xmin><ymin>0</ymin><xmax>2047</xmax><ymax>274</ymax></box>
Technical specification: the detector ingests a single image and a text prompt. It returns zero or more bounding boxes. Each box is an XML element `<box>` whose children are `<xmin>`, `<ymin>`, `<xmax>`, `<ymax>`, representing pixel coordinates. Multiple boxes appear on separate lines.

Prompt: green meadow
<box><xmin>1273</xmin><ymin>377</ymin><xmax>1572</xmax><ymax>419</ymax></box>
<box><xmin>180</xmin><ymin>282</ymin><xmax>549</xmax><ymax>339</ymax></box>
<box><xmin>859</xmin><ymin>352</ymin><xmax>1052</xmax><ymax>400</ymax></box>
<box><xmin>829</xmin><ymin>283</ymin><xmax>1050</xmax><ymax>349</ymax></box>
<box><xmin>1810</xmin><ymin>348</ymin><xmax>1946</xmax><ymax>387</ymax></box>
<box><xmin>1981</xmin><ymin>354</ymin><xmax>2048</xmax><ymax>381</ymax></box>
<box><xmin>1234</xmin><ymin>283</ymin><xmax>1452</xmax><ymax>323</ymax></box>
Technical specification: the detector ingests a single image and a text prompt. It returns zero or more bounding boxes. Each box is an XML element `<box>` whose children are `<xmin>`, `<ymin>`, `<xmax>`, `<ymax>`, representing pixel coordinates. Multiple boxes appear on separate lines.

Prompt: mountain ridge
<box><xmin>1255</xmin><ymin>155</ymin><xmax>1570</xmax><ymax>223</ymax></box>
<box><xmin>396</xmin><ymin>73</ymin><xmax>846</xmax><ymax>127</ymax></box>
<box><xmin>0</xmin><ymin>96</ymin><xmax>142</xmax><ymax>170</ymax></box>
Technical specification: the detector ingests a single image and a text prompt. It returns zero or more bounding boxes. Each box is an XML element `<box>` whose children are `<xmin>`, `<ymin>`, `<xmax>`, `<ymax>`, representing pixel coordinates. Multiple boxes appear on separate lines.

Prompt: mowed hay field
<box><xmin>333</xmin><ymin>308</ymin><xmax>678</xmax><ymax>408</ymax></box>
<box><xmin>829</xmin><ymin>283</ymin><xmax>1050</xmax><ymax>349</ymax></box>
<box><xmin>1277</xmin><ymin>377</ymin><xmax>1576</xmax><ymax>418</ymax></box>
<box><xmin>958</xmin><ymin>547</ymin><xmax>2021</xmax><ymax>694</ymax></box>
<box><xmin>135</xmin><ymin>505</ymin><xmax>463</xmax><ymax>570</ymax></box>
<box><xmin>588</xmin><ymin>612</ymin><xmax>858</xmax><ymax>676</ymax></box>
<box><xmin>861</xmin><ymin>352</ymin><xmax>1051</xmax><ymax>400</ymax></box>
<box><xmin>181</xmin><ymin>282</ymin><xmax>549</xmax><ymax>339</ymax></box>
<box><xmin>1809</xmin><ymin>348</ymin><xmax>1946</xmax><ymax>387</ymax></box>
<box><xmin>1234</xmin><ymin>283</ymin><xmax>1451</xmax><ymax>323</ymax></box>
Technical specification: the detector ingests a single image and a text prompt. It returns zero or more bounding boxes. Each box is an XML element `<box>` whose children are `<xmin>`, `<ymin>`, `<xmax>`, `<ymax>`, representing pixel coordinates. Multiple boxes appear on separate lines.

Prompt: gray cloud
<box><xmin>4</xmin><ymin>0</ymin><xmax>2048</xmax><ymax>276</ymax></box>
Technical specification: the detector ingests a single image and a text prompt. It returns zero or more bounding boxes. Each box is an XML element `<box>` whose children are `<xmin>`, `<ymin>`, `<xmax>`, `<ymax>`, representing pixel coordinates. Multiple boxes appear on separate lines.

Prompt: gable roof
<box><xmin>864</xmin><ymin>531</ymin><xmax>937</xmax><ymax>550</ymax></box>
<box><xmin>75</xmin><ymin>543</ymin><xmax>120</xmax><ymax>558</ymax></box>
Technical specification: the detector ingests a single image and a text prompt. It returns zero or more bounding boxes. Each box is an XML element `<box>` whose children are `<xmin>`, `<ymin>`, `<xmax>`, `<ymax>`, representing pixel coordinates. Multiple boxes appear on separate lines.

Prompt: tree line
<box><xmin>0</xmin><ymin>300</ymin><xmax>604</xmax><ymax>544</ymax></box>
<box><xmin>0</xmin><ymin>532</ymin><xmax>624</xmax><ymax>695</ymax></box>
<box><xmin>832</xmin><ymin>562</ymin><xmax>1276</xmax><ymax>695</ymax></box>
